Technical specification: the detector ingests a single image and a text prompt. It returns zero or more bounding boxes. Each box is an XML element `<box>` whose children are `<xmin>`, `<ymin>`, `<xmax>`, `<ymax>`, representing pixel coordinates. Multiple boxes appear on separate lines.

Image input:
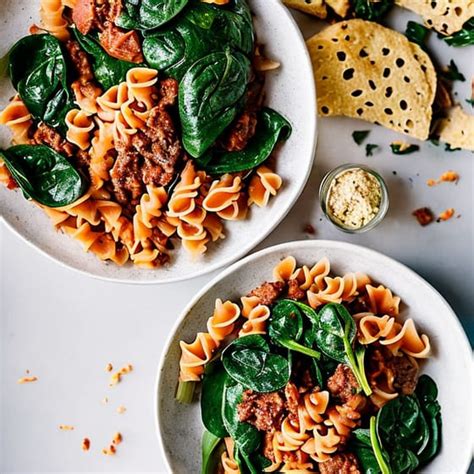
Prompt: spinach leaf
<box><xmin>440</xmin><ymin>59</ymin><xmax>466</xmax><ymax>82</ymax></box>
<box><xmin>179</xmin><ymin>50</ymin><xmax>251</xmax><ymax>158</ymax></box>
<box><xmin>0</xmin><ymin>145</ymin><xmax>87</xmax><ymax>207</ymax></box>
<box><xmin>143</xmin><ymin>0</ymin><xmax>254</xmax><ymax>80</ymax></box>
<box><xmin>268</xmin><ymin>300</ymin><xmax>321</xmax><ymax>359</ymax></box>
<box><xmin>353</xmin><ymin>0</ymin><xmax>393</xmax><ymax>22</ymax></box>
<box><xmin>352</xmin><ymin>130</ymin><xmax>370</xmax><ymax>145</ymax></box>
<box><xmin>201</xmin><ymin>360</ymin><xmax>229</xmax><ymax>438</ymax></box>
<box><xmin>8</xmin><ymin>34</ymin><xmax>72</xmax><ymax>128</ymax></box>
<box><xmin>370</xmin><ymin>416</ymin><xmax>392</xmax><ymax>474</ymax></box>
<box><xmin>443</xmin><ymin>18</ymin><xmax>474</xmax><ymax>47</ymax></box>
<box><xmin>195</xmin><ymin>108</ymin><xmax>292</xmax><ymax>174</ymax></box>
<box><xmin>221</xmin><ymin>335</ymin><xmax>290</xmax><ymax>392</ymax></box>
<box><xmin>73</xmin><ymin>29</ymin><xmax>137</xmax><ymax>90</ymax></box>
<box><xmin>201</xmin><ymin>430</ymin><xmax>223</xmax><ymax>474</ymax></box>
<box><xmin>405</xmin><ymin>21</ymin><xmax>430</xmax><ymax>49</ymax></box>
<box><xmin>352</xmin><ymin>428</ymin><xmax>388</xmax><ymax>474</ymax></box>
<box><xmin>315</xmin><ymin>304</ymin><xmax>372</xmax><ymax>395</ymax></box>
<box><xmin>222</xmin><ymin>382</ymin><xmax>261</xmax><ymax>455</ymax></box>
<box><xmin>117</xmin><ymin>0</ymin><xmax>189</xmax><ymax>31</ymax></box>
<box><xmin>365</xmin><ymin>143</ymin><xmax>379</xmax><ymax>156</ymax></box>
<box><xmin>390</xmin><ymin>143</ymin><xmax>420</xmax><ymax>155</ymax></box>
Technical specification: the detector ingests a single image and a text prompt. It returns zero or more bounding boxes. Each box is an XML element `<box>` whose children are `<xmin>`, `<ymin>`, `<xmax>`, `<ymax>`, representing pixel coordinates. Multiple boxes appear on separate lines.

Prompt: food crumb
<box><xmin>105</xmin><ymin>363</ymin><xmax>113</xmax><ymax>373</ymax></box>
<box><xmin>82</xmin><ymin>438</ymin><xmax>91</xmax><ymax>451</ymax></box>
<box><xmin>117</xmin><ymin>405</ymin><xmax>127</xmax><ymax>414</ymax></box>
<box><xmin>412</xmin><ymin>207</ymin><xmax>434</xmax><ymax>226</ymax></box>
<box><xmin>427</xmin><ymin>170</ymin><xmax>459</xmax><ymax>186</ymax></box>
<box><xmin>112</xmin><ymin>432</ymin><xmax>122</xmax><ymax>445</ymax></box>
<box><xmin>427</xmin><ymin>179</ymin><xmax>437</xmax><ymax>187</ymax></box>
<box><xmin>437</xmin><ymin>208</ymin><xmax>455</xmax><ymax>222</ymax></box>
<box><xmin>303</xmin><ymin>223</ymin><xmax>315</xmax><ymax>235</ymax></box>
<box><xmin>59</xmin><ymin>425</ymin><xmax>75</xmax><ymax>431</ymax></box>
<box><xmin>102</xmin><ymin>445</ymin><xmax>116</xmax><ymax>456</ymax></box>
<box><xmin>109</xmin><ymin>364</ymin><xmax>133</xmax><ymax>387</ymax></box>
<box><xmin>102</xmin><ymin>397</ymin><xmax>109</xmax><ymax>405</ymax></box>
<box><xmin>17</xmin><ymin>376</ymin><xmax>38</xmax><ymax>384</ymax></box>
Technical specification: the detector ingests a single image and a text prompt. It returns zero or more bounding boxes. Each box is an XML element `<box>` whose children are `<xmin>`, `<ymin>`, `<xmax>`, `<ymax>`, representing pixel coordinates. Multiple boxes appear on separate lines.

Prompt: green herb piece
<box><xmin>352</xmin><ymin>130</ymin><xmax>370</xmax><ymax>145</ymax></box>
<box><xmin>440</xmin><ymin>59</ymin><xmax>466</xmax><ymax>82</ymax></box>
<box><xmin>73</xmin><ymin>29</ymin><xmax>137</xmax><ymax>90</ymax></box>
<box><xmin>445</xmin><ymin>143</ymin><xmax>461</xmax><ymax>152</ymax></box>
<box><xmin>370</xmin><ymin>416</ymin><xmax>392</xmax><ymax>474</ymax></box>
<box><xmin>221</xmin><ymin>335</ymin><xmax>290</xmax><ymax>392</ymax></box>
<box><xmin>365</xmin><ymin>144</ymin><xmax>379</xmax><ymax>156</ymax></box>
<box><xmin>390</xmin><ymin>143</ymin><xmax>420</xmax><ymax>155</ymax></box>
<box><xmin>268</xmin><ymin>300</ymin><xmax>321</xmax><ymax>359</ymax></box>
<box><xmin>179</xmin><ymin>50</ymin><xmax>251</xmax><ymax>158</ymax></box>
<box><xmin>195</xmin><ymin>108</ymin><xmax>291</xmax><ymax>174</ymax></box>
<box><xmin>353</xmin><ymin>0</ymin><xmax>393</xmax><ymax>22</ymax></box>
<box><xmin>0</xmin><ymin>53</ymin><xmax>8</xmax><ymax>78</ymax></box>
<box><xmin>443</xmin><ymin>18</ymin><xmax>474</xmax><ymax>47</ymax></box>
<box><xmin>117</xmin><ymin>0</ymin><xmax>189</xmax><ymax>31</ymax></box>
<box><xmin>201</xmin><ymin>360</ymin><xmax>229</xmax><ymax>438</ymax></box>
<box><xmin>8</xmin><ymin>34</ymin><xmax>73</xmax><ymax>128</ymax></box>
<box><xmin>201</xmin><ymin>430</ymin><xmax>223</xmax><ymax>474</ymax></box>
<box><xmin>222</xmin><ymin>382</ymin><xmax>261</xmax><ymax>455</ymax></box>
<box><xmin>405</xmin><ymin>21</ymin><xmax>430</xmax><ymax>48</ymax></box>
<box><xmin>175</xmin><ymin>380</ymin><xmax>195</xmax><ymax>404</ymax></box>
<box><xmin>0</xmin><ymin>145</ymin><xmax>87</xmax><ymax>208</ymax></box>
<box><xmin>315</xmin><ymin>303</ymin><xmax>372</xmax><ymax>396</ymax></box>
<box><xmin>466</xmin><ymin>98</ymin><xmax>474</xmax><ymax>107</ymax></box>
<box><xmin>429</xmin><ymin>138</ymin><xmax>440</xmax><ymax>147</ymax></box>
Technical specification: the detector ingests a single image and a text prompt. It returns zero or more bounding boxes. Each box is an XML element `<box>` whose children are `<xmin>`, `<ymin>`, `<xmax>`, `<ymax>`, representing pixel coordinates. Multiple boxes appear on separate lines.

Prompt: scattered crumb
<box><xmin>105</xmin><ymin>363</ymin><xmax>113</xmax><ymax>373</ymax></box>
<box><xmin>17</xmin><ymin>376</ymin><xmax>38</xmax><ymax>384</ymax></box>
<box><xmin>25</xmin><ymin>369</ymin><xmax>30</xmax><ymax>374</ymax></box>
<box><xmin>427</xmin><ymin>179</ymin><xmax>437</xmax><ymax>187</ymax></box>
<box><xmin>82</xmin><ymin>438</ymin><xmax>91</xmax><ymax>451</ymax></box>
<box><xmin>412</xmin><ymin>207</ymin><xmax>434</xmax><ymax>226</ymax></box>
<box><xmin>303</xmin><ymin>223</ymin><xmax>315</xmax><ymax>235</ymax></box>
<box><xmin>117</xmin><ymin>405</ymin><xmax>127</xmax><ymax>414</ymax></box>
<box><xmin>109</xmin><ymin>364</ymin><xmax>133</xmax><ymax>387</ymax></box>
<box><xmin>427</xmin><ymin>170</ymin><xmax>459</xmax><ymax>186</ymax></box>
<box><xmin>59</xmin><ymin>425</ymin><xmax>75</xmax><ymax>431</ymax></box>
<box><xmin>112</xmin><ymin>432</ymin><xmax>123</xmax><ymax>445</ymax></box>
<box><xmin>437</xmin><ymin>208</ymin><xmax>455</xmax><ymax>222</ymax></box>
<box><xmin>102</xmin><ymin>397</ymin><xmax>109</xmax><ymax>405</ymax></box>
<box><xmin>392</xmin><ymin>171</ymin><xmax>397</xmax><ymax>175</ymax></box>
<box><xmin>102</xmin><ymin>445</ymin><xmax>116</xmax><ymax>456</ymax></box>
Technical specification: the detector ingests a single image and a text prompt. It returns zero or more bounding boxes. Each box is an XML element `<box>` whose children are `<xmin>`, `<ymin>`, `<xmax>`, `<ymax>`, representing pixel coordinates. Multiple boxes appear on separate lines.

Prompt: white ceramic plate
<box><xmin>155</xmin><ymin>240</ymin><xmax>473</xmax><ymax>473</ymax></box>
<box><xmin>0</xmin><ymin>0</ymin><xmax>317</xmax><ymax>284</ymax></box>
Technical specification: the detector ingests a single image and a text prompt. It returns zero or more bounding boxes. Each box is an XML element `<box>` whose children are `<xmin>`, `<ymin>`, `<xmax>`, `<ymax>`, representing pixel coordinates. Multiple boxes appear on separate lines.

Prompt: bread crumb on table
<box><xmin>17</xmin><ymin>376</ymin><xmax>38</xmax><ymax>384</ymax></box>
<box><xmin>59</xmin><ymin>425</ymin><xmax>75</xmax><ymax>431</ymax></box>
<box><xmin>109</xmin><ymin>364</ymin><xmax>133</xmax><ymax>387</ymax></box>
<box><xmin>82</xmin><ymin>438</ymin><xmax>91</xmax><ymax>451</ymax></box>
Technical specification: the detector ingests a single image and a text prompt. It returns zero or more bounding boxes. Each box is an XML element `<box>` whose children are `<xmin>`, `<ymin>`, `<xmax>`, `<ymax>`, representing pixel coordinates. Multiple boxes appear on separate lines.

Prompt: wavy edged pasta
<box><xmin>239</xmin><ymin>303</ymin><xmax>271</xmax><ymax>337</ymax></box>
<box><xmin>248</xmin><ymin>165</ymin><xmax>282</xmax><ymax>207</ymax></box>
<box><xmin>365</xmin><ymin>284</ymin><xmax>401</xmax><ymax>316</ymax></box>
<box><xmin>126</xmin><ymin>67</ymin><xmax>158</xmax><ymax>109</ymax></box>
<box><xmin>39</xmin><ymin>0</ymin><xmax>70</xmax><ymax>41</ymax></box>
<box><xmin>298</xmin><ymin>390</ymin><xmax>330</xmax><ymax>431</ymax></box>
<box><xmin>203</xmin><ymin>174</ymin><xmax>247</xmax><ymax>221</ymax></box>
<box><xmin>0</xmin><ymin>95</ymin><xmax>33</xmax><ymax>145</ymax></box>
<box><xmin>65</xmin><ymin>109</ymin><xmax>95</xmax><ymax>150</ymax></box>
<box><xmin>301</xmin><ymin>426</ymin><xmax>341</xmax><ymax>463</ymax></box>
<box><xmin>222</xmin><ymin>438</ymin><xmax>240</xmax><ymax>474</ymax></box>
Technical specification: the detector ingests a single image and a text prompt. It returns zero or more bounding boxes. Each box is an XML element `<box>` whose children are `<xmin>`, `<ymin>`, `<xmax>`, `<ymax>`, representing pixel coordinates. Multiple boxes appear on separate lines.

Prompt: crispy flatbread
<box><xmin>282</xmin><ymin>0</ymin><xmax>328</xmax><ymax>18</ymax></box>
<box><xmin>437</xmin><ymin>106</ymin><xmax>474</xmax><ymax>151</ymax></box>
<box><xmin>307</xmin><ymin>19</ymin><xmax>437</xmax><ymax>140</ymax></box>
<box><xmin>395</xmin><ymin>0</ymin><xmax>474</xmax><ymax>35</ymax></box>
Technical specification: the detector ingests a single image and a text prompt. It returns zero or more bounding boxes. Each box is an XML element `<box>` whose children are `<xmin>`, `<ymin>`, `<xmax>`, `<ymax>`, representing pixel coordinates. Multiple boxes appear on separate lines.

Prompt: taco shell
<box><xmin>437</xmin><ymin>106</ymin><xmax>474</xmax><ymax>151</ymax></box>
<box><xmin>282</xmin><ymin>0</ymin><xmax>328</xmax><ymax>18</ymax></box>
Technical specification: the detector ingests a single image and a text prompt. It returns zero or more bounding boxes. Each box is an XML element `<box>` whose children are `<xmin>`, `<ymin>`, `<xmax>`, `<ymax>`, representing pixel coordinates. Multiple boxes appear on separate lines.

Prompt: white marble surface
<box><xmin>1</xmin><ymin>6</ymin><xmax>474</xmax><ymax>474</ymax></box>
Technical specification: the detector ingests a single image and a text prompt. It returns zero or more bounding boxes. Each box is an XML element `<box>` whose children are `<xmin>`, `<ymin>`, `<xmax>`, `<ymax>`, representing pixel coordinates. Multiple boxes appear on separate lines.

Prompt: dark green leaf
<box><xmin>117</xmin><ymin>0</ymin><xmax>189</xmax><ymax>30</ymax></box>
<box><xmin>390</xmin><ymin>445</ymin><xmax>419</xmax><ymax>473</ymax></box>
<box><xmin>366</xmin><ymin>143</ymin><xmax>379</xmax><ymax>156</ymax></box>
<box><xmin>352</xmin><ymin>130</ymin><xmax>370</xmax><ymax>145</ymax></box>
<box><xmin>196</xmin><ymin>108</ymin><xmax>292</xmax><ymax>174</ymax></box>
<box><xmin>222</xmin><ymin>382</ymin><xmax>261</xmax><ymax>454</ymax></box>
<box><xmin>405</xmin><ymin>21</ymin><xmax>430</xmax><ymax>48</ymax></box>
<box><xmin>201</xmin><ymin>360</ymin><xmax>229</xmax><ymax>438</ymax></box>
<box><xmin>179</xmin><ymin>50</ymin><xmax>251</xmax><ymax>158</ymax></box>
<box><xmin>445</xmin><ymin>143</ymin><xmax>461</xmax><ymax>152</ymax></box>
<box><xmin>443</xmin><ymin>18</ymin><xmax>474</xmax><ymax>47</ymax></box>
<box><xmin>1</xmin><ymin>145</ymin><xmax>87</xmax><ymax>207</ymax></box>
<box><xmin>440</xmin><ymin>59</ymin><xmax>466</xmax><ymax>82</ymax></box>
<box><xmin>390</xmin><ymin>143</ymin><xmax>420</xmax><ymax>155</ymax></box>
<box><xmin>73</xmin><ymin>29</ymin><xmax>137</xmax><ymax>90</ymax></box>
<box><xmin>8</xmin><ymin>34</ymin><xmax>73</xmax><ymax>128</ymax></box>
<box><xmin>466</xmin><ymin>98</ymin><xmax>474</xmax><ymax>107</ymax></box>
<box><xmin>353</xmin><ymin>0</ymin><xmax>393</xmax><ymax>22</ymax></box>
<box><xmin>201</xmin><ymin>430</ymin><xmax>223</xmax><ymax>474</ymax></box>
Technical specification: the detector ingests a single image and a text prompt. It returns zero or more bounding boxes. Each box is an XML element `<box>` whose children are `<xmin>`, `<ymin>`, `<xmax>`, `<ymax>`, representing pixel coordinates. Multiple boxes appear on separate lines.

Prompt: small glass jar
<box><xmin>319</xmin><ymin>164</ymin><xmax>389</xmax><ymax>233</ymax></box>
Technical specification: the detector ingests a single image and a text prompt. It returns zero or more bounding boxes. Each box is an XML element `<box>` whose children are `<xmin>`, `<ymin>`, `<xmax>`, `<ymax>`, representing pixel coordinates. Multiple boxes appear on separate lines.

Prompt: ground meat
<box><xmin>387</xmin><ymin>353</ymin><xmax>419</xmax><ymax>395</ymax></box>
<box><xmin>412</xmin><ymin>207</ymin><xmax>434</xmax><ymax>226</ymax></box>
<box><xmin>33</xmin><ymin>124</ymin><xmax>75</xmax><ymax>157</ymax></box>
<box><xmin>287</xmin><ymin>279</ymin><xmax>305</xmax><ymax>300</ymax></box>
<box><xmin>318</xmin><ymin>453</ymin><xmax>361</xmax><ymax>474</ymax></box>
<box><xmin>158</xmin><ymin>78</ymin><xmax>179</xmax><ymax>108</ymax></box>
<box><xmin>284</xmin><ymin>382</ymin><xmax>300</xmax><ymax>423</ymax></box>
<box><xmin>99</xmin><ymin>21</ymin><xmax>143</xmax><ymax>63</ymax></box>
<box><xmin>248</xmin><ymin>281</ymin><xmax>285</xmax><ymax>306</ymax></box>
<box><xmin>263</xmin><ymin>432</ymin><xmax>275</xmax><ymax>463</ymax></box>
<box><xmin>327</xmin><ymin>364</ymin><xmax>359</xmax><ymax>404</ymax></box>
<box><xmin>237</xmin><ymin>390</ymin><xmax>285</xmax><ymax>433</ymax></box>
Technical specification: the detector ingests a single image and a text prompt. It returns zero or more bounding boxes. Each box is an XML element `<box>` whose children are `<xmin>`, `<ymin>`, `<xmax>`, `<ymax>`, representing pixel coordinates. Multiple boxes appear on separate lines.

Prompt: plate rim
<box><xmin>0</xmin><ymin>0</ymin><xmax>317</xmax><ymax>285</ymax></box>
<box><xmin>154</xmin><ymin>238</ymin><xmax>474</xmax><ymax>473</ymax></box>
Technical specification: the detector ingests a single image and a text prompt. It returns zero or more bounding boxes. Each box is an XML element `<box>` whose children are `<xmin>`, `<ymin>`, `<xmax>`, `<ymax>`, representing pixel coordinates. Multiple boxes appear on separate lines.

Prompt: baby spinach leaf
<box><xmin>0</xmin><ymin>145</ymin><xmax>87</xmax><ymax>207</ymax></box>
<box><xmin>201</xmin><ymin>360</ymin><xmax>229</xmax><ymax>438</ymax></box>
<box><xmin>440</xmin><ymin>59</ymin><xmax>466</xmax><ymax>82</ymax></box>
<box><xmin>9</xmin><ymin>34</ymin><xmax>72</xmax><ymax>128</ymax></box>
<box><xmin>73</xmin><ymin>29</ymin><xmax>137</xmax><ymax>90</ymax></box>
<box><xmin>365</xmin><ymin>143</ymin><xmax>379</xmax><ymax>156</ymax></box>
<box><xmin>352</xmin><ymin>428</ymin><xmax>386</xmax><ymax>474</ymax></box>
<box><xmin>352</xmin><ymin>130</ymin><xmax>370</xmax><ymax>145</ymax></box>
<box><xmin>443</xmin><ymin>18</ymin><xmax>474</xmax><ymax>47</ymax></box>
<box><xmin>353</xmin><ymin>0</ymin><xmax>393</xmax><ymax>22</ymax></box>
<box><xmin>222</xmin><ymin>382</ymin><xmax>261</xmax><ymax>455</ymax></box>
<box><xmin>405</xmin><ymin>21</ymin><xmax>430</xmax><ymax>49</ymax></box>
<box><xmin>117</xmin><ymin>0</ymin><xmax>189</xmax><ymax>31</ymax></box>
<box><xmin>201</xmin><ymin>430</ymin><xmax>223</xmax><ymax>474</ymax></box>
<box><xmin>390</xmin><ymin>143</ymin><xmax>420</xmax><ymax>155</ymax></box>
<box><xmin>195</xmin><ymin>108</ymin><xmax>292</xmax><ymax>174</ymax></box>
<box><xmin>268</xmin><ymin>300</ymin><xmax>321</xmax><ymax>359</ymax></box>
<box><xmin>222</xmin><ymin>335</ymin><xmax>290</xmax><ymax>392</ymax></box>
<box><xmin>179</xmin><ymin>50</ymin><xmax>251</xmax><ymax>158</ymax></box>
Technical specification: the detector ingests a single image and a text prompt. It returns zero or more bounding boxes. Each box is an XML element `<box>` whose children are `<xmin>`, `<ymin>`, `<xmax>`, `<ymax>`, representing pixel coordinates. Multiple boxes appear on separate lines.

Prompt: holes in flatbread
<box><xmin>406</xmin><ymin>119</ymin><xmax>414</xmax><ymax>129</ymax></box>
<box><xmin>420</xmin><ymin>64</ymin><xmax>427</xmax><ymax>73</ymax></box>
<box><xmin>385</xmin><ymin>87</ymin><xmax>393</xmax><ymax>98</ymax></box>
<box><xmin>400</xmin><ymin>100</ymin><xmax>408</xmax><ymax>110</ymax></box>
<box><xmin>356</xmin><ymin>108</ymin><xmax>364</xmax><ymax>116</ymax></box>
<box><xmin>384</xmin><ymin>108</ymin><xmax>394</xmax><ymax>115</ymax></box>
<box><xmin>351</xmin><ymin>89</ymin><xmax>363</xmax><ymax>97</ymax></box>
<box><xmin>430</xmin><ymin>1</ymin><xmax>437</xmax><ymax>9</ymax></box>
<box><xmin>331</xmin><ymin>38</ymin><xmax>339</xmax><ymax>43</ymax></box>
<box><xmin>368</xmin><ymin>80</ymin><xmax>377</xmax><ymax>90</ymax></box>
<box><xmin>404</xmin><ymin>76</ymin><xmax>411</xmax><ymax>83</ymax></box>
<box><xmin>382</xmin><ymin>48</ymin><xmax>390</xmax><ymax>56</ymax></box>
<box><xmin>321</xmin><ymin>106</ymin><xmax>330</xmax><ymax>115</ymax></box>
<box><xmin>396</xmin><ymin>58</ymin><xmax>405</xmax><ymax>68</ymax></box>
<box><xmin>359</xmin><ymin>48</ymin><xmax>368</xmax><ymax>58</ymax></box>
<box><xmin>454</xmin><ymin>7</ymin><xmax>462</xmax><ymax>16</ymax></box>
<box><xmin>343</xmin><ymin>68</ymin><xmax>355</xmax><ymax>80</ymax></box>
<box><xmin>322</xmin><ymin>76</ymin><xmax>328</xmax><ymax>80</ymax></box>
<box><xmin>365</xmin><ymin>101</ymin><xmax>374</xmax><ymax>107</ymax></box>
<box><xmin>383</xmin><ymin>67</ymin><xmax>391</xmax><ymax>78</ymax></box>
<box><xmin>337</xmin><ymin>51</ymin><xmax>347</xmax><ymax>61</ymax></box>
<box><xmin>344</xmin><ymin>35</ymin><xmax>351</xmax><ymax>41</ymax></box>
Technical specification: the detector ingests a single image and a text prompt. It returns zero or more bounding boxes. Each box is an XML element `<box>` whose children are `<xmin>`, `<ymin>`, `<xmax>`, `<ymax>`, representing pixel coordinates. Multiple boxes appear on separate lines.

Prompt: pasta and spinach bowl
<box><xmin>156</xmin><ymin>240</ymin><xmax>473</xmax><ymax>473</ymax></box>
<box><xmin>0</xmin><ymin>0</ymin><xmax>315</xmax><ymax>279</ymax></box>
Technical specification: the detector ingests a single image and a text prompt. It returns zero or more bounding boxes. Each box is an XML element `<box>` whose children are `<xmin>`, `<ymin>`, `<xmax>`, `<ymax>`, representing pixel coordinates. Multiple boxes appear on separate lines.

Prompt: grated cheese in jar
<box><xmin>327</xmin><ymin>168</ymin><xmax>382</xmax><ymax>229</ymax></box>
